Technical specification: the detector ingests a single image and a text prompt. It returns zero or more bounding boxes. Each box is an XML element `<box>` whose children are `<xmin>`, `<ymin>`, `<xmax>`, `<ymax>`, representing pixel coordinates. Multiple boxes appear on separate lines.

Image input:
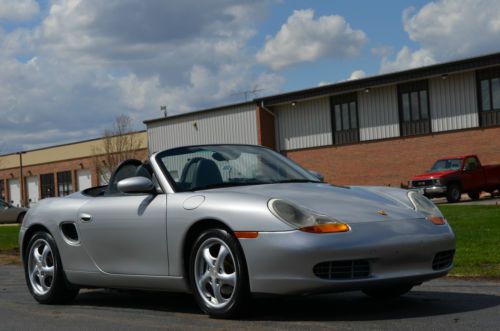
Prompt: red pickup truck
<box><xmin>409</xmin><ymin>155</ymin><xmax>500</xmax><ymax>203</ymax></box>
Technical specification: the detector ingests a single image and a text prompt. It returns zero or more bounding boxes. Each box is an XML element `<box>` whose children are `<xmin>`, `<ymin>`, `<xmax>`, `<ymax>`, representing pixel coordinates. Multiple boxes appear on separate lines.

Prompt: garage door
<box><xmin>26</xmin><ymin>176</ymin><xmax>39</xmax><ymax>207</ymax></box>
<box><xmin>8</xmin><ymin>179</ymin><xmax>20</xmax><ymax>207</ymax></box>
<box><xmin>77</xmin><ymin>170</ymin><xmax>92</xmax><ymax>191</ymax></box>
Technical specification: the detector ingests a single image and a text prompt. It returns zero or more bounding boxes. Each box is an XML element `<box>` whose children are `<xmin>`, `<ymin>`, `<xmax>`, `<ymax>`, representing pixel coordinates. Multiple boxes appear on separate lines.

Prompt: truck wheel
<box><xmin>468</xmin><ymin>192</ymin><xmax>481</xmax><ymax>201</ymax></box>
<box><xmin>446</xmin><ymin>184</ymin><xmax>461</xmax><ymax>203</ymax></box>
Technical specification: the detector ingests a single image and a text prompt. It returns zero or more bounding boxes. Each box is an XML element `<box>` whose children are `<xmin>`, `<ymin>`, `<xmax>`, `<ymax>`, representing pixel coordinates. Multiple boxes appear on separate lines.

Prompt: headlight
<box><xmin>407</xmin><ymin>191</ymin><xmax>446</xmax><ymax>225</ymax></box>
<box><xmin>268</xmin><ymin>199</ymin><xmax>350</xmax><ymax>233</ymax></box>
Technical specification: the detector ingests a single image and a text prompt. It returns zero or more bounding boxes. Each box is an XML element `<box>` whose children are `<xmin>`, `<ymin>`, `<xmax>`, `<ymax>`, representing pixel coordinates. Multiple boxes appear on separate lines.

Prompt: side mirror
<box><xmin>463</xmin><ymin>165</ymin><xmax>473</xmax><ymax>171</ymax></box>
<box><xmin>117</xmin><ymin>177</ymin><xmax>156</xmax><ymax>194</ymax></box>
<box><xmin>308</xmin><ymin>170</ymin><xmax>324</xmax><ymax>182</ymax></box>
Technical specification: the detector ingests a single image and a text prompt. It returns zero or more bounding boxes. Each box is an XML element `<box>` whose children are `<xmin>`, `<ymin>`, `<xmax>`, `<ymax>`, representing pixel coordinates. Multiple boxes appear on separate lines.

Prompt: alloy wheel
<box><xmin>194</xmin><ymin>237</ymin><xmax>237</xmax><ymax>309</ymax></box>
<box><xmin>27</xmin><ymin>239</ymin><xmax>55</xmax><ymax>296</ymax></box>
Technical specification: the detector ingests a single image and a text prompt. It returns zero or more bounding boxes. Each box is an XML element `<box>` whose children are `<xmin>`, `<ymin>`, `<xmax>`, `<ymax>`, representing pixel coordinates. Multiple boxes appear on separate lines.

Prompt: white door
<box><xmin>26</xmin><ymin>176</ymin><xmax>39</xmax><ymax>207</ymax></box>
<box><xmin>9</xmin><ymin>179</ymin><xmax>20</xmax><ymax>207</ymax></box>
<box><xmin>77</xmin><ymin>170</ymin><xmax>92</xmax><ymax>191</ymax></box>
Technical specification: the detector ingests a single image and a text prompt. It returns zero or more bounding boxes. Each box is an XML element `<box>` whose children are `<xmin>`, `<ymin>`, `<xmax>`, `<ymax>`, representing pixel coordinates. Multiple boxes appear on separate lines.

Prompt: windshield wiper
<box><xmin>186</xmin><ymin>181</ymin><xmax>268</xmax><ymax>192</ymax></box>
<box><xmin>271</xmin><ymin>179</ymin><xmax>321</xmax><ymax>184</ymax></box>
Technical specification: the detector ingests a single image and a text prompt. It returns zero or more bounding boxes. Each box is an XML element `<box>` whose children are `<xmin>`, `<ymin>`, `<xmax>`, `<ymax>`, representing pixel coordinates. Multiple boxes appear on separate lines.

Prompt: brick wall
<box><xmin>283</xmin><ymin>126</ymin><xmax>500</xmax><ymax>187</ymax></box>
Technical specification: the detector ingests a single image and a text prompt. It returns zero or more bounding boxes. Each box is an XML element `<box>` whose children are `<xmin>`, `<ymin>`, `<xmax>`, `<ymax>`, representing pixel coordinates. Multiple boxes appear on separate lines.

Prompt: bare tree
<box><xmin>92</xmin><ymin>115</ymin><xmax>144</xmax><ymax>184</ymax></box>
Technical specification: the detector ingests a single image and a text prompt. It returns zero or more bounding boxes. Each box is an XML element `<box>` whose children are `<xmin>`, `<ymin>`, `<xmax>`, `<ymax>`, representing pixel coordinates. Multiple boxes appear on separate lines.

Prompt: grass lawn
<box><xmin>439</xmin><ymin>205</ymin><xmax>500</xmax><ymax>278</ymax></box>
<box><xmin>0</xmin><ymin>225</ymin><xmax>20</xmax><ymax>251</ymax></box>
<box><xmin>0</xmin><ymin>206</ymin><xmax>498</xmax><ymax>277</ymax></box>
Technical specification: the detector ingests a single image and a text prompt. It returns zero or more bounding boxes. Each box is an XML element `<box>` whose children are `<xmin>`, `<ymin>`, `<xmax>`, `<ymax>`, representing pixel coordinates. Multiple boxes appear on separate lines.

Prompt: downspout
<box><xmin>260</xmin><ymin>100</ymin><xmax>280</xmax><ymax>152</ymax></box>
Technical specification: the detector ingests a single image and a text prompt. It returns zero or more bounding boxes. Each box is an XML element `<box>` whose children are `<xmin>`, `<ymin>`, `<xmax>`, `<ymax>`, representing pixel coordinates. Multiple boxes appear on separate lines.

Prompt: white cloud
<box><xmin>256</xmin><ymin>9</ymin><xmax>367</xmax><ymax>70</ymax></box>
<box><xmin>380</xmin><ymin>46</ymin><xmax>435</xmax><ymax>73</ymax></box>
<box><xmin>347</xmin><ymin>69</ymin><xmax>366</xmax><ymax>80</ymax></box>
<box><xmin>0</xmin><ymin>0</ymin><xmax>39</xmax><ymax>21</ymax></box>
<box><xmin>317</xmin><ymin>81</ymin><xmax>331</xmax><ymax>87</ymax></box>
<box><xmin>381</xmin><ymin>0</ymin><xmax>500</xmax><ymax>72</ymax></box>
<box><xmin>0</xmin><ymin>0</ymin><xmax>282</xmax><ymax>152</ymax></box>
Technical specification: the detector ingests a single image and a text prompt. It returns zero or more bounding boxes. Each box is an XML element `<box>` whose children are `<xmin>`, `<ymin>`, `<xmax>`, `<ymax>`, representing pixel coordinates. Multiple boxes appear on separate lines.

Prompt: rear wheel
<box><xmin>468</xmin><ymin>191</ymin><xmax>481</xmax><ymax>201</ymax></box>
<box><xmin>24</xmin><ymin>231</ymin><xmax>79</xmax><ymax>304</ymax></box>
<box><xmin>189</xmin><ymin>228</ymin><xmax>250</xmax><ymax>318</ymax></box>
<box><xmin>17</xmin><ymin>212</ymin><xmax>26</xmax><ymax>224</ymax></box>
<box><xmin>362</xmin><ymin>284</ymin><xmax>414</xmax><ymax>299</ymax></box>
<box><xmin>446</xmin><ymin>184</ymin><xmax>461</xmax><ymax>203</ymax></box>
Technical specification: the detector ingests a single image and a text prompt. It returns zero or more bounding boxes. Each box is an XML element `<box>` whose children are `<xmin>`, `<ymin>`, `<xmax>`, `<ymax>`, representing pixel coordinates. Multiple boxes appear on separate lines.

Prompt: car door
<box><xmin>0</xmin><ymin>201</ymin><xmax>18</xmax><ymax>223</ymax></box>
<box><xmin>462</xmin><ymin>157</ymin><xmax>484</xmax><ymax>192</ymax></box>
<box><xmin>77</xmin><ymin>160</ymin><xmax>169</xmax><ymax>276</ymax></box>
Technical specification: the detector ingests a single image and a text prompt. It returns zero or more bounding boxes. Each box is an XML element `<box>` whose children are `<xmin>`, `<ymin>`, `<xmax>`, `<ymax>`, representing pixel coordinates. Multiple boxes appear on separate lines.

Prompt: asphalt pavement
<box><xmin>0</xmin><ymin>265</ymin><xmax>499</xmax><ymax>330</ymax></box>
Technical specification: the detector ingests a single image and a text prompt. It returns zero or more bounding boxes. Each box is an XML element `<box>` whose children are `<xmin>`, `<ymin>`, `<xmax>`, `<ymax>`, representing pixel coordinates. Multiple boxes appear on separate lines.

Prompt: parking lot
<box><xmin>0</xmin><ymin>265</ymin><xmax>498</xmax><ymax>330</ymax></box>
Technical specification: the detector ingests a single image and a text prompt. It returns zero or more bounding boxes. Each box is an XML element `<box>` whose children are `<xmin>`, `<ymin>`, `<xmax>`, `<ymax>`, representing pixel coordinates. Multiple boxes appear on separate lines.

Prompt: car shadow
<box><xmin>72</xmin><ymin>288</ymin><xmax>500</xmax><ymax>322</ymax></box>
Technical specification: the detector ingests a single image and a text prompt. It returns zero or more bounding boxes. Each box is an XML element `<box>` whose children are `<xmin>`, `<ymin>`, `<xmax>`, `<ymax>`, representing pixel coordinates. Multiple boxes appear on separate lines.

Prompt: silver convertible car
<box><xmin>20</xmin><ymin>144</ymin><xmax>455</xmax><ymax>318</ymax></box>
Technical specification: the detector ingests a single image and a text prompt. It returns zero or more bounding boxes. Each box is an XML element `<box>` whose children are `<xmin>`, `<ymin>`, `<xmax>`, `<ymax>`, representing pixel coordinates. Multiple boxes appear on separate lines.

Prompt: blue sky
<box><xmin>1</xmin><ymin>0</ymin><xmax>500</xmax><ymax>153</ymax></box>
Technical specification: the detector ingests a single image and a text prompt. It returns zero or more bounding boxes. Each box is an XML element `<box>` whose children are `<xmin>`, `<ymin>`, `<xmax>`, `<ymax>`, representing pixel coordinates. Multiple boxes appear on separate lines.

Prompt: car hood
<box><xmin>202</xmin><ymin>183</ymin><xmax>423</xmax><ymax>223</ymax></box>
<box><xmin>412</xmin><ymin>170</ymin><xmax>458</xmax><ymax>180</ymax></box>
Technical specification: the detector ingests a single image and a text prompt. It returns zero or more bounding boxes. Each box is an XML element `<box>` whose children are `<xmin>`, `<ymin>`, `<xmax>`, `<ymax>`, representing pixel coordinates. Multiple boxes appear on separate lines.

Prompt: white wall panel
<box><xmin>358</xmin><ymin>85</ymin><xmax>400</xmax><ymax>141</ymax></box>
<box><xmin>429</xmin><ymin>71</ymin><xmax>479</xmax><ymax>132</ymax></box>
<box><xmin>274</xmin><ymin>97</ymin><xmax>332</xmax><ymax>151</ymax></box>
<box><xmin>147</xmin><ymin>103</ymin><xmax>257</xmax><ymax>154</ymax></box>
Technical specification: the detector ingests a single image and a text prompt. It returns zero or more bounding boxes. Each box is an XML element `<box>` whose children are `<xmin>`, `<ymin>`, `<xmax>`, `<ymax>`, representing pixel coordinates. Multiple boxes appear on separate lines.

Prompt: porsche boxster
<box><xmin>20</xmin><ymin>144</ymin><xmax>455</xmax><ymax>318</ymax></box>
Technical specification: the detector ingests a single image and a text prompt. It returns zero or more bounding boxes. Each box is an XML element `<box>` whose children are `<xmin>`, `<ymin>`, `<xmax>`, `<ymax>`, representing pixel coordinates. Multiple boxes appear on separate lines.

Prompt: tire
<box><xmin>24</xmin><ymin>231</ymin><xmax>79</xmax><ymax>304</ymax></box>
<box><xmin>17</xmin><ymin>212</ymin><xmax>26</xmax><ymax>224</ymax></box>
<box><xmin>362</xmin><ymin>284</ymin><xmax>414</xmax><ymax>299</ymax></box>
<box><xmin>189</xmin><ymin>228</ymin><xmax>251</xmax><ymax>318</ymax></box>
<box><xmin>446</xmin><ymin>184</ymin><xmax>461</xmax><ymax>203</ymax></box>
<box><xmin>468</xmin><ymin>191</ymin><xmax>481</xmax><ymax>201</ymax></box>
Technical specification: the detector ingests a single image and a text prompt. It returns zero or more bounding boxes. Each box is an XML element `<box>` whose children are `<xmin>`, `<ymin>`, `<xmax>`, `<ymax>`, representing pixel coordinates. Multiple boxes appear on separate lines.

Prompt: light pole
<box><xmin>16</xmin><ymin>151</ymin><xmax>26</xmax><ymax>207</ymax></box>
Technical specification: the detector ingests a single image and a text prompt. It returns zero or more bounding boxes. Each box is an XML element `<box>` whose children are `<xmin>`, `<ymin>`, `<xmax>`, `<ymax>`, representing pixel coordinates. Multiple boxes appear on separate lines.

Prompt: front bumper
<box><xmin>239</xmin><ymin>219</ymin><xmax>455</xmax><ymax>295</ymax></box>
<box><xmin>410</xmin><ymin>186</ymin><xmax>447</xmax><ymax>195</ymax></box>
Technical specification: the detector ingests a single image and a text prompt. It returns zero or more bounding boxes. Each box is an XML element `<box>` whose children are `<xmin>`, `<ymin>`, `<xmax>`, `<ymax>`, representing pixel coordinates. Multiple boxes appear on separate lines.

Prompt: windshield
<box><xmin>157</xmin><ymin>145</ymin><xmax>320</xmax><ymax>192</ymax></box>
<box><xmin>430</xmin><ymin>158</ymin><xmax>462</xmax><ymax>171</ymax></box>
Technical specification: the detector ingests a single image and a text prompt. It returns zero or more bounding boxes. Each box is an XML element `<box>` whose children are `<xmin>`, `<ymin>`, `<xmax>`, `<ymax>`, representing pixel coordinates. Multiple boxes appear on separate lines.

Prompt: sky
<box><xmin>1</xmin><ymin>0</ymin><xmax>500</xmax><ymax>154</ymax></box>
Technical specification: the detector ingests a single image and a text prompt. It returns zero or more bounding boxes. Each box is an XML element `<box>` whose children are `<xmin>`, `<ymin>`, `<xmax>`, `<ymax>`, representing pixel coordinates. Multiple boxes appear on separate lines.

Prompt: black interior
<box><xmin>82</xmin><ymin>159</ymin><xmax>156</xmax><ymax>197</ymax></box>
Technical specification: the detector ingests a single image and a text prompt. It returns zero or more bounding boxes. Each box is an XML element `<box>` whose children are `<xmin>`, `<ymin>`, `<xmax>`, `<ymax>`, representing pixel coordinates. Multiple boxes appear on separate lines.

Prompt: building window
<box><xmin>57</xmin><ymin>171</ymin><xmax>73</xmax><ymax>197</ymax></box>
<box><xmin>0</xmin><ymin>179</ymin><xmax>4</xmax><ymax>201</ymax></box>
<box><xmin>40</xmin><ymin>174</ymin><xmax>55</xmax><ymax>199</ymax></box>
<box><xmin>330</xmin><ymin>93</ymin><xmax>359</xmax><ymax>145</ymax></box>
<box><xmin>477</xmin><ymin>67</ymin><xmax>500</xmax><ymax>127</ymax></box>
<box><xmin>397</xmin><ymin>80</ymin><xmax>431</xmax><ymax>136</ymax></box>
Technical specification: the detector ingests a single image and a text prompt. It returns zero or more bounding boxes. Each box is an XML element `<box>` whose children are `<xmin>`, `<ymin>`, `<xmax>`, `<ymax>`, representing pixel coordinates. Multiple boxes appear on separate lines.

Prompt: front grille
<box><xmin>313</xmin><ymin>260</ymin><xmax>370</xmax><ymax>280</ymax></box>
<box><xmin>412</xmin><ymin>179</ymin><xmax>434</xmax><ymax>187</ymax></box>
<box><xmin>432</xmin><ymin>250</ymin><xmax>455</xmax><ymax>270</ymax></box>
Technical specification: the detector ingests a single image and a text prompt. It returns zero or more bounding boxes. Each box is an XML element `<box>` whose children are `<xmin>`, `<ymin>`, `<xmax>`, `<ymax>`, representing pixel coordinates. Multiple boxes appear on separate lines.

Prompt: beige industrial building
<box><xmin>0</xmin><ymin>132</ymin><xmax>147</xmax><ymax>207</ymax></box>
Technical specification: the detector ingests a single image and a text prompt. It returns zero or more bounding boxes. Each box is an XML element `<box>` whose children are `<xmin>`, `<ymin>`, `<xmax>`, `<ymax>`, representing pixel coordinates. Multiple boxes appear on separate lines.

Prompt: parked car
<box><xmin>409</xmin><ymin>155</ymin><xmax>500</xmax><ymax>203</ymax></box>
<box><xmin>0</xmin><ymin>199</ymin><xmax>27</xmax><ymax>224</ymax></box>
<box><xmin>20</xmin><ymin>144</ymin><xmax>455</xmax><ymax>318</ymax></box>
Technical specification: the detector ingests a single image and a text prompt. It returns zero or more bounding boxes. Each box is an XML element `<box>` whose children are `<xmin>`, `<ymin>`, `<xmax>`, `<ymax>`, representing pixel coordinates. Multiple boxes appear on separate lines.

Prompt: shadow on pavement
<box><xmin>72</xmin><ymin>287</ymin><xmax>500</xmax><ymax>322</ymax></box>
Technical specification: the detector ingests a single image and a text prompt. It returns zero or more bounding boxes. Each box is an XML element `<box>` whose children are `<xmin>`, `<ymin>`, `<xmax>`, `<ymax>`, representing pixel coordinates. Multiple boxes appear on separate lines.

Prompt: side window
<box><xmin>464</xmin><ymin>157</ymin><xmax>479</xmax><ymax>171</ymax></box>
<box><xmin>477</xmin><ymin>66</ymin><xmax>500</xmax><ymax>127</ymax></box>
<box><xmin>397</xmin><ymin>80</ymin><xmax>431</xmax><ymax>136</ymax></box>
<box><xmin>40</xmin><ymin>173</ymin><xmax>55</xmax><ymax>199</ymax></box>
<box><xmin>0</xmin><ymin>179</ymin><xmax>4</xmax><ymax>201</ymax></box>
<box><xmin>330</xmin><ymin>93</ymin><xmax>359</xmax><ymax>145</ymax></box>
<box><xmin>107</xmin><ymin>160</ymin><xmax>143</xmax><ymax>194</ymax></box>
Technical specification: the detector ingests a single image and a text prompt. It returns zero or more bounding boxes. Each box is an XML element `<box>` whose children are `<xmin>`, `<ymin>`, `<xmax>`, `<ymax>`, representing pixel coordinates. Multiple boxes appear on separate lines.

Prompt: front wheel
<box><xmin>24</xmin><ymin>231</ymin><xmax>79</xmax><ymax>304</ymax></box>
<box><xmin>446</xmin><ymin>184</ymin><xmax>461</xmax><ymax>203</ymax></box>
<box><xmin>189</xmin><ymin>229</ymin><xmax>250</xmax><ymax>318</ymax></box>
<box><xmin>362</xmin><ymin>284</ymin><xmax>414</xmax><ymax>299</ymax></box>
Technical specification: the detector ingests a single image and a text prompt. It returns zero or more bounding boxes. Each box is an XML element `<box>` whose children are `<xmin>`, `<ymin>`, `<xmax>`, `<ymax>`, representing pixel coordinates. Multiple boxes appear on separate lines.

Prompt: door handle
<box><xmin>80</xmin><ymin>213</ymin><xmax>92</xmax><ymax>222</ymax></box>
